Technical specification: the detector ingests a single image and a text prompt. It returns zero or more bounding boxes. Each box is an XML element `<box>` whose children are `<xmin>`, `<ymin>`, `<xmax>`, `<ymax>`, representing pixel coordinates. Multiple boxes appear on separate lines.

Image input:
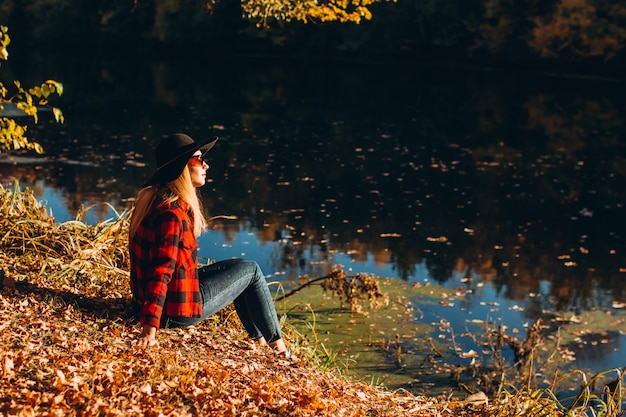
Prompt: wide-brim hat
<box><xmin>143</xmin><ymin>133</ymin><xmax>218</xmax><ymax>187</ymax></box>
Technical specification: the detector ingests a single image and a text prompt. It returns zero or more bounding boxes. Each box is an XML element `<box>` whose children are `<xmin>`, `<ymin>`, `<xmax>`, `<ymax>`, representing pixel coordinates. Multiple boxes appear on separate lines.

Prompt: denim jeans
<box><xmin>164</xmin><ymin>259</ymin><xmax>283</xmax><ymax>343</ymax></box>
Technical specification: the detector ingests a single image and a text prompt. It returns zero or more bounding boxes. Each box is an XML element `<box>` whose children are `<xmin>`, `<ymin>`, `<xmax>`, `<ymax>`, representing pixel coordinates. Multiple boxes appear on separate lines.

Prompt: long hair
<box><xmin>129</xmin><ymin>166</ymin><xmax>207</xmax><ymax>239</ymax></box>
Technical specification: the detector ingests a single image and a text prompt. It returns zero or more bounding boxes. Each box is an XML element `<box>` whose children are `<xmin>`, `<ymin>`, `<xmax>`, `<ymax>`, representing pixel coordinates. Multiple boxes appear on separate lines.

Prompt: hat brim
<box><xmin>199</xmin><ymin>137</ymin><xmax>218</xmax><ymax>154</ymax></box>
<box><xmin>143</xmin><ymin>136</ymin><xmax>218</xmax><ymax>187</ymax></box>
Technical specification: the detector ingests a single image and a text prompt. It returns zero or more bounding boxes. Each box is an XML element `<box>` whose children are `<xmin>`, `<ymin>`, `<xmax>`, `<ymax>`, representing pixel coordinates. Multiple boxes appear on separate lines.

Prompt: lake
<box><xmin>1</xmin><ymin>50</ymin><xmax>625</xmax><ymax>395</ymax></box>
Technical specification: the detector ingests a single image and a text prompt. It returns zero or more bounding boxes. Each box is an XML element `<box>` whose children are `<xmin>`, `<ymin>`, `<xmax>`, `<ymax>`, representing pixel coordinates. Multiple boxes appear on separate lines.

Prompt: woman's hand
<box><xmin>136</xmin><ymin>325</ymin><xmax>159</xmax><ymax>348</ymax></box>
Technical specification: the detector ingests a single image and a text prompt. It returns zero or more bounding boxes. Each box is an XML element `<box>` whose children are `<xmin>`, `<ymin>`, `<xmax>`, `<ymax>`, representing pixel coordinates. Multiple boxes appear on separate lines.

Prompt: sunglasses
<box><xmin>188</xmin><ymin>155</ymin><xmax>209</xmax><ymax>167</ymax></box>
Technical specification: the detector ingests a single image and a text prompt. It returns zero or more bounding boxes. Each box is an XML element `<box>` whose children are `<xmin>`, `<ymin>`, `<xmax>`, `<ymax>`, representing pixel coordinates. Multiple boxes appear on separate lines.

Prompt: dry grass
<box><xmin>0</xmin><ymin>181</ymin><xmax>624</xmax><ymax>416</ymax></box>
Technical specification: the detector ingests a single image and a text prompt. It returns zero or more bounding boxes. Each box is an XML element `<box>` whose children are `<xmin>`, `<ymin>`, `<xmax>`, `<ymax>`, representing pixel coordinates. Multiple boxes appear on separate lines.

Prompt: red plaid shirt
<box><xmin>129</xmin><ymin>199</ymin><xmax>202</xmax><ymax>329</ymax></box>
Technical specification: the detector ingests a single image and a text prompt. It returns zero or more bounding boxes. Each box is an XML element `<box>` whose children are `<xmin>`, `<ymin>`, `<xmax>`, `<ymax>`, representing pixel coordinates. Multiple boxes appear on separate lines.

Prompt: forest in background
<box><xmin>1</xmin><ymin>0</ymin><xmax>625</xmax><ymax>74</ymax></box>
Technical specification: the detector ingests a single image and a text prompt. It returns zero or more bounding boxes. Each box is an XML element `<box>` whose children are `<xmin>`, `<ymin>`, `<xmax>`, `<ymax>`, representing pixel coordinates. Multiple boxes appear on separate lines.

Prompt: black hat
<box><xmin>143</xmin><ymin>133</ymin><xmax>218</xmax><ymax>187</ymax></box>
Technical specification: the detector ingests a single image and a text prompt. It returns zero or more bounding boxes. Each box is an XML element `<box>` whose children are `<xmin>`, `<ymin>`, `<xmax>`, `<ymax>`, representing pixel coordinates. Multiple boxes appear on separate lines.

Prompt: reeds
<box><xmin>0</xmin><ymin>180</ymin><xmax>130</xmax><ymax>299</ymax></box>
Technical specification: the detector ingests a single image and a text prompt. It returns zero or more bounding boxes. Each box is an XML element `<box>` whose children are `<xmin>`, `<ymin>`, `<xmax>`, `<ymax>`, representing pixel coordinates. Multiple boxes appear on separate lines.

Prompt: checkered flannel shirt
<box><xmin>130</xmin><ymin>199</ymin><xmax>202</xmax><ymax>328</ymax></box>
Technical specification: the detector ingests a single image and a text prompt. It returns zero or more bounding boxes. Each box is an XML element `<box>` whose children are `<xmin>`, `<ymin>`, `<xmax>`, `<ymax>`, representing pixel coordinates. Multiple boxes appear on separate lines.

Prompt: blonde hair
<box><xmin>129</xmin><ymin>166</ymin><xmax>207</xmax><ymax>239</ymax></box>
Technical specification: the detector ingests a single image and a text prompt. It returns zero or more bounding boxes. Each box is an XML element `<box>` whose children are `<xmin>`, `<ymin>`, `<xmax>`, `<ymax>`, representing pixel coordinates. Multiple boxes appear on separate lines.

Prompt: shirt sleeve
<box><xmin>140</xmin><ymin>210</ymin><xmax>181</xmax><ymax>329</ymax></box>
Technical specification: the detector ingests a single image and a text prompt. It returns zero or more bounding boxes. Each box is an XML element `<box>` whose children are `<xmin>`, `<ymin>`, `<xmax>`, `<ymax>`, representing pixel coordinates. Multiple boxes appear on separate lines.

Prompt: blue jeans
<box><xmin>164</xmin><ymin>259</ymin><xmax>283</xmax><ymax>344</ymax></box>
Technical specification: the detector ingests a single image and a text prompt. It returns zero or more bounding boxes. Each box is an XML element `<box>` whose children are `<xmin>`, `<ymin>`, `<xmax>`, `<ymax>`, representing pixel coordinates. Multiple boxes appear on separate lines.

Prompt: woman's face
<box><xmin>187</xmin><ymin>151</ymin><xmax>208</xmax><ymax>187</ymax></box>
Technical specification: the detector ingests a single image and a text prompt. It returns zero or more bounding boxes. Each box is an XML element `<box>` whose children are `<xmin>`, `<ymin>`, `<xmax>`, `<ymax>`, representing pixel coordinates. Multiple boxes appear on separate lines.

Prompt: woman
<box><xmin>129</xmin><ymin>133</ymin><xmax>289</xmax><ymax>355</ymax></box>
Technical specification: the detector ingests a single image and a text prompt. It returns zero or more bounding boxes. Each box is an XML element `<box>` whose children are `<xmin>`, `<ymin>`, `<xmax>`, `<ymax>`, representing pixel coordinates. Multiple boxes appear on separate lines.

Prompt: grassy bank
<box><xmin>0</xmin><ymin>181</ymin><xmax>623</xmax><ymax>416</ymax></box>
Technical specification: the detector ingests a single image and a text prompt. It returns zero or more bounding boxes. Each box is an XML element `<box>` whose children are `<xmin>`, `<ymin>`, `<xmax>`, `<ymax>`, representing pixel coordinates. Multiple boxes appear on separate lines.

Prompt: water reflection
<box><xmin>2</xmin><ymin>52</ymin><xmax>626</xmax><ymax>375</ymax></box>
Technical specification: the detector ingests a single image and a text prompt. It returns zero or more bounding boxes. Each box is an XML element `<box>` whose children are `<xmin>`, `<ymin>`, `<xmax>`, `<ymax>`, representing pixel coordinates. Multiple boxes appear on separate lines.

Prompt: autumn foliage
<box><xmin>529</xmin><ymin>0</ymin><xmax>626</xmax><ymax>60</ymax></box>
<box><xmin>2</xmin><ymin>0</ymin><xmax>626</xmax><ymax>64</ymax></box>
<box><xmin>239</xmin><ymin>0</ymin><xmax>397</xmax><ymax>26</ymax></box>
<box><xmin>0</xmin><ymin>26</ymin><xmax>64</xmax><ymax>154</ymax></box>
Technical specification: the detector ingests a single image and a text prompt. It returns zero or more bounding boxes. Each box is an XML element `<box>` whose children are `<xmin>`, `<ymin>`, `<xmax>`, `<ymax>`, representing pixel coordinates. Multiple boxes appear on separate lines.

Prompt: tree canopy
<box><xmin>0</xmin><ymin>0</ymin><xmax>624</xmax><ymax>84</ymax></box>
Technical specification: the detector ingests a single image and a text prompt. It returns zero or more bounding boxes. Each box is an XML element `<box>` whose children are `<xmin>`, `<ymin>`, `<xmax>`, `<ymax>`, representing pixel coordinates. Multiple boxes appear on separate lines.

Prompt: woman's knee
<box><xmin>202</xmin><ymin>258</ymin><xmax>263</xmax><ymax>283</ymax></box>
<box><xmin>237</xmin><ymin>259</ymin><xmax>266</xmax><ymax>286</ymax></box>
<box><xmin>230</xmin><ymin>258</ymin><xmax>261</xmax><ymax>274</ymax></box>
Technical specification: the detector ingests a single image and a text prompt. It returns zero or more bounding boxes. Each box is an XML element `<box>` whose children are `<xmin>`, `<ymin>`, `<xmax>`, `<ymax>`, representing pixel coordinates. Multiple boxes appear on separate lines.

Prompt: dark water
<box><xmin>2</xmin><ymin>51</ymin><xmax>626</xmax><ymax>390</ymax></box>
